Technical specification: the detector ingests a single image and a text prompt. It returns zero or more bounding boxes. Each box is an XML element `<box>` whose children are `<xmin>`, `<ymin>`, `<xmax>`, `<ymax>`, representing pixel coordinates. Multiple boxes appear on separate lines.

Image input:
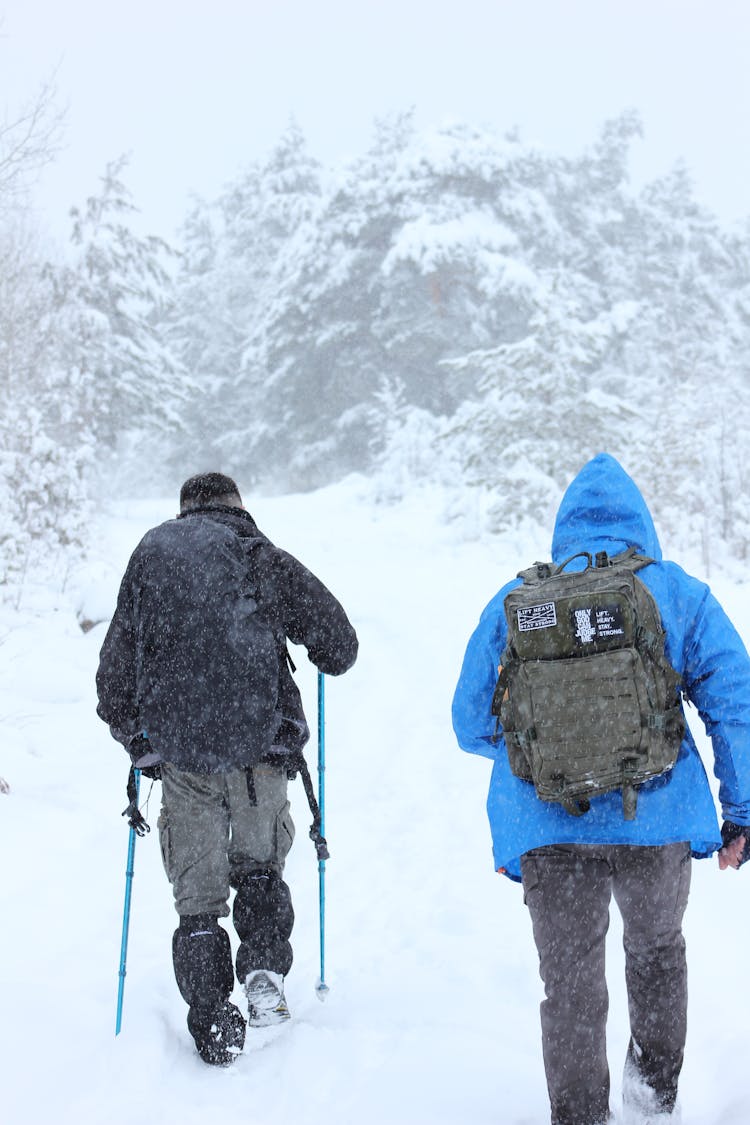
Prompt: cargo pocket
<box><xmin>521</xmin><ymin>853</ymin><xmax>543</xmax><ymax>906</ymax></box>
<box><xmin>157</xmin><ymin>807</ymin><xmax>175</xmax><ymax>884</ymax></box>
<box><xmin>672</xmin><ymin>841</ymin><xmax>692</xmax><ymax>924</ymax></box>
<box><xmin>275</xmin><ymin>802</ymin><xmax>295</xmax><ymax>867</ymax></box>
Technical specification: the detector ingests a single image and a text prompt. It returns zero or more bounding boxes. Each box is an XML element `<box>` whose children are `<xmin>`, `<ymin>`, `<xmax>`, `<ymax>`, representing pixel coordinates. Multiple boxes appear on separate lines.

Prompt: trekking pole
<box><xmin>315</xmin><ymin>671</ymin><xmax>330</xmax><ymax>1000</ymax></box>
<box><xmin>116</xmin><ymin>766</ymin><xmax>148</xmax><ymax>1034</ymax></box>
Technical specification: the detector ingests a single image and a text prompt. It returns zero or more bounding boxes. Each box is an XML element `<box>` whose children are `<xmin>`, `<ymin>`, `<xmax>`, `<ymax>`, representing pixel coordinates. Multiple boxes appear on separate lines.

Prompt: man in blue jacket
<box><xmin>452</xmin><ymin>454</ymin><xmax>750</xmax><ymax>1125</ymax></box>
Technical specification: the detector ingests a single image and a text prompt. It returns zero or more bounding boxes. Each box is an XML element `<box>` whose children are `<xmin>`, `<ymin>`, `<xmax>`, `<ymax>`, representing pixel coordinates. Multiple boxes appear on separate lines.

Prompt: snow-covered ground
<box><xmin>1</xmin><ymin>478</ymin><xmax>749</xmax><ymax>1124</ymax></box>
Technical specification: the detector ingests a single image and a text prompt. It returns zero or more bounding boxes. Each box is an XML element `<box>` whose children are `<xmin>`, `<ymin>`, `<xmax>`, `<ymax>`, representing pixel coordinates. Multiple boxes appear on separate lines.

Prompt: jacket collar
<box><xmin>179</xmin><ymin>504</ymin><xmax>265</xmax><ymax>540</ymax></box>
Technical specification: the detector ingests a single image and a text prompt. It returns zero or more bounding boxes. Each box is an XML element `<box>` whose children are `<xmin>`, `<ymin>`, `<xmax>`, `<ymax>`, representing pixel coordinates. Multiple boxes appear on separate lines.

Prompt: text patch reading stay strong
<box><xmin>517</xmin><ymin>602</ymin><xmax>557</xmax><ymax>631</ymax></box>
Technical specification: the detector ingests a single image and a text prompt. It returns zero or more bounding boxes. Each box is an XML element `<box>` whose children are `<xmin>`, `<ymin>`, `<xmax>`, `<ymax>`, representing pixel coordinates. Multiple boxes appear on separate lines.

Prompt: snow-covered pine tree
<box><xmin>162</xmin><ymin>110</ymin><xmax>750</xmax><ymax>563</ymax></box>
<box><xmin>167</xmin><ymin>124</ymin><xmax>323</xmax><ymax>486</ymax></box>
<box><xmin>0</xmin><ymin>71</ymin><xmax>90</xmax><ymax>594</ymax></box>
<box><xmin>221</xmin><ymin>121</ymin><xmax>324</xmax><ymax>480</ymax></box>
<box><xmin>442</xmin><ymin>281</ymin><xmax>643</xmax><ymax>532</ymax></box>
<box><xmin>247</xmin><ymin>113</ymin><xmax>563</xmax><ymax>490</ymax></box>
<box><xmin>409</xmin><ymin>111</ymin><xmax>750</xmax><ymax>556</ymax></box>
<box><xmin>62</xmin><ymin>156</ymin><xmax>189</xmax><ymax>491</ymax></box>
<box><xmin>239</xmin><ymin>112</ymin><xmax>417</xmax><ymax>489</ymax></box>
<box><xmin>377</xmin><ymin>113</ymin><xmax>647</xmax><ymax>525</ymax></box>
<box><xmin>166</xmin><ymin>197</ymin><xmax>231</xmax><ymax>467</ymax></box>
<box><xmin>617</xmin><ymin>164</ymin><xmax>749</xmax><ymax>562</ymax></box>
<box><xmin>0</xmin><ymin>207</ymin><xmax>90</xmax><ymax>592</ymax></box>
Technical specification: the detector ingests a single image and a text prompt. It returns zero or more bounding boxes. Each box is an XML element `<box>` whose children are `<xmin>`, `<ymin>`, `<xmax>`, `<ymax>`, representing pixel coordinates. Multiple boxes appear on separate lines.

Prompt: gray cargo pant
<box><xmin>520</xmin><ymin>842</ymin><xmax>691</xmax><ymax>1125</ymax></box>
<box><xmin>158</xmin><ymin>761</ymin><xmax>297</xmax><ymax>1007</ymax></box>
<box><xmin>158</xmin><ymin>762</ymin><xmax>295</xmax><ymax>916</ymax></box>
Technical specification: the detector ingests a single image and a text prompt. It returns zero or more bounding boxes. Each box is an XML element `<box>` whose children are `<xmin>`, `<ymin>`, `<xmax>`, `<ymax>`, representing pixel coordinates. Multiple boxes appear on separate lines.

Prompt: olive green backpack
<box><xmin>491</xmin><ymin>548</ymin><xmax>685</xmax><ymax>820</ymax></box>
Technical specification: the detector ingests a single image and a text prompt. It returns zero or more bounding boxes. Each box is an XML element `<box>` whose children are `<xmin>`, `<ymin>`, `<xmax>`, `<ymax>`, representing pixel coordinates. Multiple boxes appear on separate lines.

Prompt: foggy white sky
<box><xmin>2</xmin><ymin>0</ymin><xmax>749</xmax><ymax>242</ymax></box>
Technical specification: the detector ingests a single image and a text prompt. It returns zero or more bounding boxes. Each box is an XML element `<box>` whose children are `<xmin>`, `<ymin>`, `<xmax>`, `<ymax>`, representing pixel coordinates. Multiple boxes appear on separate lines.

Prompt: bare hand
<box><xmin>718</xmin><ymin>836</ymin><xmax>746</xmax><ymax>870</ymax></box>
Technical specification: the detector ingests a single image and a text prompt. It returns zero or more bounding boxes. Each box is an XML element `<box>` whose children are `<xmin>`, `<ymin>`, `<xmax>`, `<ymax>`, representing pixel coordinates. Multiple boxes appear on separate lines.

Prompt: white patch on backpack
<box><xmin>594</xmin><ymin>606</ymin><xmax>625</xmax><ymax>638</ymax></box>
<box><xmin>574</xmin><ymin>608</ymin><xmax>596</xmax><ymax>644</ymax></box>
<box><xmin>571</xmin><ymin>603</ymin><xmax>626</xmax><ymax>645</ymax></box>
<box><xmin>517</xmin><ymin>602</ymin><xmax>557</xmax><ymax>631</ymax></box>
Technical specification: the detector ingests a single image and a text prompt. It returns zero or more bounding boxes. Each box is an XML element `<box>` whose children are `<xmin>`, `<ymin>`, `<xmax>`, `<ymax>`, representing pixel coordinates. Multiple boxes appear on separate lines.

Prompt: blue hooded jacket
<box><xmin>452</xmin><ymin>454</ymin><xmax>750</xmax><ymax>881</ymax></box>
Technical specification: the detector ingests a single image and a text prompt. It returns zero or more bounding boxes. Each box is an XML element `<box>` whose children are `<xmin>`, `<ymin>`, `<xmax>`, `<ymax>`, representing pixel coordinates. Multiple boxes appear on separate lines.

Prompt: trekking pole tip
<box><xmin>315</xmin><ymin>979</ymin><xmax>330</xmax><ymax>1002</ymax></box>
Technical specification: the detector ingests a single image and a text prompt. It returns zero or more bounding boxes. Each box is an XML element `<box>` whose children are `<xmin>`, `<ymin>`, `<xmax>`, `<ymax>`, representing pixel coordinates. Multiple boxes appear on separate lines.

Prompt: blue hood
<box><xmin>551</xmin><ymin>453</ymin><xmax>662</xmax><ymax>565</ymax></box>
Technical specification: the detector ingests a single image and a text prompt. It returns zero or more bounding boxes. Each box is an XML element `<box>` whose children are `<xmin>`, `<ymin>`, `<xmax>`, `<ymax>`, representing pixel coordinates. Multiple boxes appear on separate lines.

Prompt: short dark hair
<box><xmin>179</xmin><ymin>472</ymin><xmax>242</xmax><ymax>512</ymax></box>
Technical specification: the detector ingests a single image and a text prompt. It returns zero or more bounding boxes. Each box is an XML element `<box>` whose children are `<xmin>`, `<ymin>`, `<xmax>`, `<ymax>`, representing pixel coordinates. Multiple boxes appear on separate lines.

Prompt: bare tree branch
<box><xmin>0</xmin><ymin>67</ymin><xmax>66</xmax><ymax>205</ymax></box>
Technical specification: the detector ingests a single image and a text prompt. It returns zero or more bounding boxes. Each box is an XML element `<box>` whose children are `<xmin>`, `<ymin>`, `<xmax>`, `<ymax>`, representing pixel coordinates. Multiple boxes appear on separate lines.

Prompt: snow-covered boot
<box><xmin>621</xmin><ymin>1108</ymin><xmax>681</xmax><ymax>1125</ymax></box>
<box><xmin>244</xmin><ymin>969</ymin><xmax>291</xmax><ymax>1027</ymax></box>
<box><xmin>187</xmin><ymin>1000</ymin><xmax>246</xmax><ymax>1066</ymax></box>
<box><xmin>622</xmin><ymin>1037</ymin><xmax>682</xmax><ymax>1123</ymax></box>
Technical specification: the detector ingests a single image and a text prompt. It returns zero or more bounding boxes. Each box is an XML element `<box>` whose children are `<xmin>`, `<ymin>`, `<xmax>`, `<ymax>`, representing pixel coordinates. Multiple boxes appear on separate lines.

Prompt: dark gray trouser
<box><xmin>520</xmin><ymin>842</ymin><xmax>691</xmax><ymax>1125</ymax></box>
<box><xmin>158</xmin><ymin>763</ymin><xmax>295</xmax><ymax>917</ymax></box>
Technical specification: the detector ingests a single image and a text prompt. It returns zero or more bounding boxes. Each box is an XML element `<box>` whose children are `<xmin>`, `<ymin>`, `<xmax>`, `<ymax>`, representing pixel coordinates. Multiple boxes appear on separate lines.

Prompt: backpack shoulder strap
<box><xmin>605</xmin><ymin>546</ymin><xmax>655</xmax><ymax>573</ymax></box>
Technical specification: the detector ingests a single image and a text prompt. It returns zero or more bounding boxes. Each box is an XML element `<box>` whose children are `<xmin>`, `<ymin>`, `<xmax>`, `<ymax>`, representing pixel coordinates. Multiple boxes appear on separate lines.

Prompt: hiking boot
<box><xmin>187</xmin><ymin>1000</ymin><xmax>246</xmax><ymax>1066</ymax></box>
<box><xmin>244</xmin><ymin>969</ymin><xmax>291</xmax><ymax>1027</ymax></box>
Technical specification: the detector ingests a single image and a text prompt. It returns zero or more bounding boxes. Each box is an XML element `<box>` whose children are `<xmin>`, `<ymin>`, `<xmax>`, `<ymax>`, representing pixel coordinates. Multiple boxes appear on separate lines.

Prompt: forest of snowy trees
<box><xmin>2</xmin><ymin>90</ymin><xmax>750</xmax><ymax>592</ymax></box>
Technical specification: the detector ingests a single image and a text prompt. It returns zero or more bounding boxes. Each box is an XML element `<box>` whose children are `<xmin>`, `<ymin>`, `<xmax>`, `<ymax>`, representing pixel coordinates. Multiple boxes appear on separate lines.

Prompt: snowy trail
<box><xmin>1</xmin><ymin>479</ymin><xmax>749</xmax><ymax>1124</ymax></box>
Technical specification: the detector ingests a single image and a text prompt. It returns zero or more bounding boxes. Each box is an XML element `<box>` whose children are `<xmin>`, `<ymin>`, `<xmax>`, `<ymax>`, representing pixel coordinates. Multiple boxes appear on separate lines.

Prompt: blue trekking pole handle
<box><xmin>315</xmin><ymin>672</ymin><xmax>329</xmax><ymax>999</ymax></box>
<box><xmin>116</xmin><ymin>768</ymin><xmax>140</xmax><ymax>1035</ymax></box>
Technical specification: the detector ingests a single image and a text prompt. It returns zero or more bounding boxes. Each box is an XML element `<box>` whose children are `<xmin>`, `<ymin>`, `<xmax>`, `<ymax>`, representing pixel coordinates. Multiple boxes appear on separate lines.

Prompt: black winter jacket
<box><xmin>96</xmin><ymin>505</ymin><xmax>358</xmax><ymax>773</ymax></box>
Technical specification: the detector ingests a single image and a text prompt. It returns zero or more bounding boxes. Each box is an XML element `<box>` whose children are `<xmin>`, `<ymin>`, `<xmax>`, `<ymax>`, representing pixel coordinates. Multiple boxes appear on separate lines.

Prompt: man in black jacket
<box><xmin>97</xmin><ymin>472</ymin><xmax>358</xmax><ymax>1065</ymax></box>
